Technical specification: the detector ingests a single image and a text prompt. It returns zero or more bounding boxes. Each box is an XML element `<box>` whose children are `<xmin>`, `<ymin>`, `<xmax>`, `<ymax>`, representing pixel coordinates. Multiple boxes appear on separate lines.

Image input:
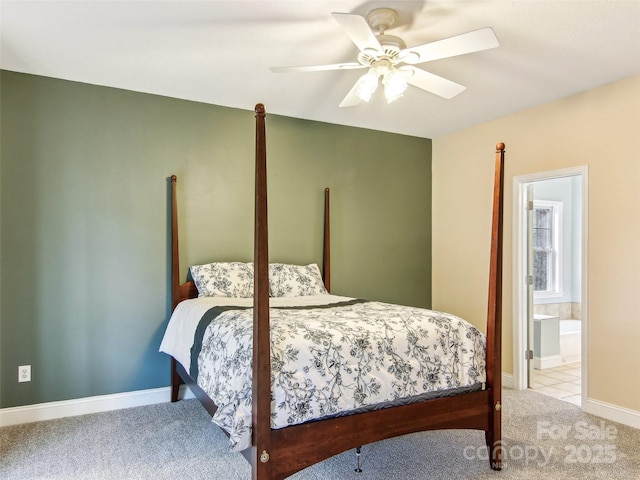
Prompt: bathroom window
<box><xmin>533</xmin><ymin>201</ymin><xmax>563</xmax><ymax>297</ymax></box>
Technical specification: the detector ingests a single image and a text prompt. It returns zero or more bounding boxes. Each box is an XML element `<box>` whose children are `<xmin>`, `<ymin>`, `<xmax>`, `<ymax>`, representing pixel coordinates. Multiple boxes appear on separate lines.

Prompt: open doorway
<box><xmin>513</xmin><ymin>166</ymin><xmax>588</xmax><ymax>408</ymax></box>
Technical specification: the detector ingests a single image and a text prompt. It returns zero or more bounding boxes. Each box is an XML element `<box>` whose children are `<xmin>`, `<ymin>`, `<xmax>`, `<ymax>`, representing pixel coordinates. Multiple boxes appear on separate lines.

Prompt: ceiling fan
<box><xmin>270</xmin><ymin>8</ymin><xmax>499</xmax><ymax>107</ymax></box>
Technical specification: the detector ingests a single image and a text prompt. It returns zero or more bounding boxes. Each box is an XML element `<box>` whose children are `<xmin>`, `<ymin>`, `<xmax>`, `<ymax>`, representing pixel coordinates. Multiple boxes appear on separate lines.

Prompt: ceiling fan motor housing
<box><xmin>358</xmin><ymin>9</ymin><xmax>406</xmax><ymax>66</ymax></box>
<box><xmin>358</xmin><ymin>34</ymin><xmax>406</xmax><ymax>66</ymax></box>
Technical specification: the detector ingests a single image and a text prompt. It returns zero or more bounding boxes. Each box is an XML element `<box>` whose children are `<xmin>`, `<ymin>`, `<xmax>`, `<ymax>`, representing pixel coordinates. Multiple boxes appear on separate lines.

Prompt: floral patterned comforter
<box><xmin>190</xmin><ymin>299</ymin><xmax>486</xmax><ymax>452</ymax></box>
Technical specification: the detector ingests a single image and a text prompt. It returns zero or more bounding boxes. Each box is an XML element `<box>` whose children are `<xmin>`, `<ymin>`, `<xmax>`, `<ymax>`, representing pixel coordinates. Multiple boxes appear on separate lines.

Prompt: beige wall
<box><xmin>432</xmin><ymin>75</ymin><xmax>640</xmax><ymax>412</ymax></box>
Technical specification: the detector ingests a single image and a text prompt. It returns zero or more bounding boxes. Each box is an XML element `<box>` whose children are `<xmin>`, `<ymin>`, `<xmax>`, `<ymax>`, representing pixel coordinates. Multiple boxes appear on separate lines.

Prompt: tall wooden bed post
<box><xmin>252</xmin><ymin>103</ymin><xmax>272</xmax><ymax>478</ymax></box>
<box><xmin>322</xmin><ymin>188</ymin><xmax>331</xmax><ymax>293</ymax></box>
<box><xmin>485</xmin><ymin>142</ymin><xmax>505</xmax><ymax>469</ymax></box>
<box><xmin>170</xmin><ymin>175</ymin><xmax>182</xmax><ymax>403</ymax></box>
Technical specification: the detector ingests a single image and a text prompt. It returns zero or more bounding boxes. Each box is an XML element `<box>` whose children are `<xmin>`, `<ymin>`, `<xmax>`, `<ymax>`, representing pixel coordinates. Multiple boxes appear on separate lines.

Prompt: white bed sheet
<box><xmin>159</xmin><ymin>294</ymin><xmax>354</xmax><ymax>374</ymax></box>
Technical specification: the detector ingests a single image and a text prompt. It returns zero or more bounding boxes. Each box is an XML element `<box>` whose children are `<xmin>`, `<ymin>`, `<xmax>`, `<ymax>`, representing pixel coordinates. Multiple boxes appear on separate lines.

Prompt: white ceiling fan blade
<box><xmin>338</xmin><ymin>77</ymin><xmax>365</xmax><ymax>108</ymax></box>
<box><xmin>400</xmin><ymin>66</ymin><xmax>466</xmax><ymax>99</ymax></box>
<box><xmin>332</xmin><ymin>12</ymin><xmax>383</xmax><ymax>55</ymax></box>
<box><xmin>270</xmin><ymin>62</ymin><xmax>365</xmax><ymax>73</ymax></box>
<box><xmin>400</xmin><ymin>27</ymin><xmax>499</xmax><ymax>64</ymax></box>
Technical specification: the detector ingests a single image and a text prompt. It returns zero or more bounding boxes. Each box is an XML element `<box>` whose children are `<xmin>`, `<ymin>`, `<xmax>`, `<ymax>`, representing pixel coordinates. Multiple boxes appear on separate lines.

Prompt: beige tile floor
<box><xmin>530</xmin><ymin>362</ymin><xmax>582</xmax><ymax>406</ymax></box>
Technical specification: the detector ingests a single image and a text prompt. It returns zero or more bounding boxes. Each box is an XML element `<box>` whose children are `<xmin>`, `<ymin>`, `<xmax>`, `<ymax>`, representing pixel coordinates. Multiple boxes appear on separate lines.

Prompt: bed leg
<box><xmin>354</xmin><ymin>446</ymin><xmax>363</xmax><ymax>473</ymax></box>
<box><xmin>170</xmin><ymin>357</ymin><xmax>181</xmax><ymax>402</ymax></box>
<box><xmin>485</xmin><ymin>430</ymin><xmax>502</xmax><ymax>471</ymax></box>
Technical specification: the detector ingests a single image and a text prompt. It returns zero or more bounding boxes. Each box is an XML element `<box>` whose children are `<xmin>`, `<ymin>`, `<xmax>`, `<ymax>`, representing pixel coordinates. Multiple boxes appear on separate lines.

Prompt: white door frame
<box><xmin>512</xmin><ymin>166</ymin><xmax>589</xmax><ymax>407</ymax></box>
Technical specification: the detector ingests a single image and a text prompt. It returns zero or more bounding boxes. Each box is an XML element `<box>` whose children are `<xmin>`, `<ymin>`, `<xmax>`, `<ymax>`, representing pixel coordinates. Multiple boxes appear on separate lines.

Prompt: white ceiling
<box><xmin>1</xmin><ymin>1</ymin><xmax>639</xmax><ymax>138</ymax></box>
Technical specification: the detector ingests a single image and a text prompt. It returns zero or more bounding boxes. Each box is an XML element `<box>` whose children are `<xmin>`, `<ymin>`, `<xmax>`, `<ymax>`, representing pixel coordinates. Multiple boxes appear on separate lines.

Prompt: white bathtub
<box><xmin>559</xmin><ymin>319</ymin><xmax>581</xmax><ymax>364</ymax></box>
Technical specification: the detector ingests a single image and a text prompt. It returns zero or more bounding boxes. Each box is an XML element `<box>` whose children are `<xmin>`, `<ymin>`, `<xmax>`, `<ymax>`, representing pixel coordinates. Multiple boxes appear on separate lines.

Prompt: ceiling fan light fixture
<box><xmin>383</xmin><ymin>69</ymin><xmax>408</xmax><ymax>103</ymax></box>
<box><xmin>354</xmin><ymin>68</ymin><xmax>380</xmax><ymax>102</ymax></box>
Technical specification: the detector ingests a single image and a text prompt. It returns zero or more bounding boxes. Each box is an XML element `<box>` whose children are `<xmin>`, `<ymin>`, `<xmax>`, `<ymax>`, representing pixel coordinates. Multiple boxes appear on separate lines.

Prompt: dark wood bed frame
<box><xmin>168</xmin><ymin>103</ymin><xmax>505</xmax><ymax>479</ymax></box>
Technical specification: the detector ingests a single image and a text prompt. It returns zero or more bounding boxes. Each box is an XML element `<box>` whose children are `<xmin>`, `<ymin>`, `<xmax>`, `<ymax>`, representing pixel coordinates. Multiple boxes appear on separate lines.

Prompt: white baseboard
<box><xmin>584</xmin><ymin>397</ymin><xmax>640</xmax><ymax>430</ymax></box>
<box><xmin>561</xmin><ymin>353</ymin><xmax>581</xmax><ymax>365</ymax></box>
<box><xmin>0</xmin><ymin>385</ymin><xmax>195</xmax><ymax>427</ymax></box>
<box><xmin>534</xmin><ymin>355</ymin><xmax>562</xmax><ymax>370</ymax></box>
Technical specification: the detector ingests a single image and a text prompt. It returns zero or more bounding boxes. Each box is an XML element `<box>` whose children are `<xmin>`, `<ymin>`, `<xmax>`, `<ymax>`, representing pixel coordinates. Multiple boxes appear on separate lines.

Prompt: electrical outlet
<box><xmin>18</xmin><ymin>365</ymin><xmax>31</xmax><ymax>383</ymax></box>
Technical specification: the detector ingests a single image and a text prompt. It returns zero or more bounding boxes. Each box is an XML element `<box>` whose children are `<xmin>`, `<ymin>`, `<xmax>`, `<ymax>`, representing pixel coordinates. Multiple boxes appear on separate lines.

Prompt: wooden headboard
<box><xmin>169</xmin><ymin>175</ymin><xmax>332</xmax><ymax>311</ymax></box>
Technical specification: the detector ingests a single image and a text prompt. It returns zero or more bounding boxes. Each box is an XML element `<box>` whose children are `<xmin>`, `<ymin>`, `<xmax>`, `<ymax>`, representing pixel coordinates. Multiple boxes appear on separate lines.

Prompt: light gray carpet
<box><xmin>1</xmin><ymin>389</ymin><xmax>638</xmax><ymax>479</ymax></box>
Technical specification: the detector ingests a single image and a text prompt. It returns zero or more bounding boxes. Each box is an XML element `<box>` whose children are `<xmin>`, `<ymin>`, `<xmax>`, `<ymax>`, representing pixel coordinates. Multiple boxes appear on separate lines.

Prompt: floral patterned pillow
<box><xmin>190</xmin><ymin>262</ymin><xmax>254</xmax><ymax>298</ymax></box>
<box><xmin>269</xmin><ymin>263</ymin><xmax>328</xmax><ymax>297</ymax></box>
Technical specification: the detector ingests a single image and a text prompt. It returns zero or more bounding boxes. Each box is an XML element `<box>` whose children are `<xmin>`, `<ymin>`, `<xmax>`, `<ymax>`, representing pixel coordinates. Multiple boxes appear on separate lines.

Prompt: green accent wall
<box><xmin>0</xmin><ymin>71</ymin><xmax>431</xmax><ymax>408</ymax></box>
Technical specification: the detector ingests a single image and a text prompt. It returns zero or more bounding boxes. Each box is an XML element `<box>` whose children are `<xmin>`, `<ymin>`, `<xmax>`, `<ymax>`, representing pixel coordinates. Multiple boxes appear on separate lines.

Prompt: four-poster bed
<box><xmin>161</xmin><ymin>103</ymin><xmax>505</xmax><ymax>479</ymax></box>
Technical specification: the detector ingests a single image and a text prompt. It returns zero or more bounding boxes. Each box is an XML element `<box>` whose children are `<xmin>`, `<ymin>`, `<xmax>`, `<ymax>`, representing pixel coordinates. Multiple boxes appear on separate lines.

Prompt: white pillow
<box><xmin>269</xmin><ymin>263</ymin><xmax>328</xmax><ymax>297</ymax></box>
<box><xmin>190</xmin><ymin>262</ymin><xmax>254</xmax><ymax>298</ymax></box>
